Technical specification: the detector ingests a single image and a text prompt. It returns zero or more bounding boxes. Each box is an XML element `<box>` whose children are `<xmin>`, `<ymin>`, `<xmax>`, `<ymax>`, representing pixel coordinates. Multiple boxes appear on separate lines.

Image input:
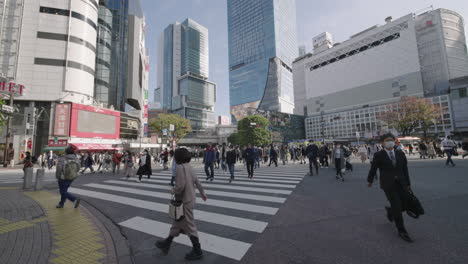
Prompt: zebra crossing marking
<box><xmin>152</xmin><ymin>174</ymin><xmax>301</xmax><ymax>184</ymax></box>
<box><xmin>68</xmin><ymin>187</ymin><xmax>268</xmax><ymax>233</ymax></box>
<box><xmin>83</xmin><ymin>183</ymin><xmax>279</xmax><ymax>215</ymax></box>
<box><xmin>129</xmin><ymin>177</ymin><xmax>297</xmax><ymax>189</ymax></box>
<box><xmin>127</xmin><ymin>178</ymin><xmax>293</xmax><ymax>195</ymax></box>
<box><xmin>119</xmin><ymin>216</ymin><xmax>251</xmax><ymax>261</ymax></box>
<box><xmin>105</xmin><ymin>180</ymin><xmax>287</xmax><ymax>203</ymax></box>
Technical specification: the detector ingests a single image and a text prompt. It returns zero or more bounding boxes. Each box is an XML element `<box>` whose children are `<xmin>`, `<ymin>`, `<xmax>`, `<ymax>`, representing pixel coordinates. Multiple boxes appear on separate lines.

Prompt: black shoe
<box><xmin>210</xmin><ymin>177</ymin><xmax>214</xmax><ymax>182</ymax></box>
<box><xmin>155</xmin><ymin>236</ymin><xmax>173</xmax><ymax>255</ymax></box>
<box><xmin>74</xmin><ymin>198</ymin><xmax>81</xmax><ymax>208</ymax></box>
<box><xmin>186</xmin><ymin>236</ymin><xmax>203</xmax><ymax>260</ymax></box>
<box><xmin>206</xmin><ymin>176</ymin><xmax>210</xmax><ymax>180</ymax></box>
<box><xmin>385</xmin><ymin>206</ymin><xmax>393</xmax><ymax>222</ymax></box>
<box><xmin>398</xmin><ymin>232</ymin><xmax>413</xmax><ymax>243</ymax></box>
<box><xmin>56</xmin><ymin>203</ymin><xmax>64</xmax><ymax>208</ymax></box>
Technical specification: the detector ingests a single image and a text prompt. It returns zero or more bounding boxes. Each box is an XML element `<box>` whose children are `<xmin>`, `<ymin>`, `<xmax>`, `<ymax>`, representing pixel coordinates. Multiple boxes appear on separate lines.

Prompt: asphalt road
<box><xmin>2</xmin><ymin>156</ymin><xmax>467</xmax><ymax>264</ymax></box>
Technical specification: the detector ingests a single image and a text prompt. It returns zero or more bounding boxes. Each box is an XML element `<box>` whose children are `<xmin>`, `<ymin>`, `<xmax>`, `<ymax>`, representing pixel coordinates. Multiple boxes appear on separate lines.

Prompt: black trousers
<box><xmin>268</xmin><ymin>158</ymin><xmax>278</xmax><ymax>167</ymax></box>
<box><xmin>246</xmin><ymin>160</ymin><xmax>254</xmax><ymax>176</ymax></box>
<box><xmin>383</xmin><ymin>183</ymin><xmax>407</xmax><ymax>232</ymax></box>
<box><xmin>204</xmin><ymin>162</ymin><xmax>214</xmax><ymax>178</ymax></box>
<box><xmin>308</xmin><ymin>157</ymin><xmax>319</xmax><ymax>175</ymax></box>
<box><xmin>320</xmin><ymin>156</ymin><xmax>329</xmax><ymax>167</ymax></box>
<box><xmin>334</xmin><ymin>158</ymin><xmax>343</xmax><ymax>176</ymax></box>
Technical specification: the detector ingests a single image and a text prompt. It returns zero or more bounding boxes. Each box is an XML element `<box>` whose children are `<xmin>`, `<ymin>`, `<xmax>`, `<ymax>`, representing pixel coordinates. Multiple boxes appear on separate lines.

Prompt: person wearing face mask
<box><xmin>368</xmin><ymin>133</ymin><xmax>413</xmax><ymax>243</ymax></box>
<box><xmin>331</xmin><ymin>143</ymin><xmax>346</xmax><ymax>181</ymax></box>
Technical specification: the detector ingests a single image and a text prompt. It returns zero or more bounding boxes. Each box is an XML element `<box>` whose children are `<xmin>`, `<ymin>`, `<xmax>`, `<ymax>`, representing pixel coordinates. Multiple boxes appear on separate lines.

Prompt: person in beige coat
<box><xmin>155</xmin><ymin>148</ymin><xmax>208</xmax><ymax>261</ymax></box>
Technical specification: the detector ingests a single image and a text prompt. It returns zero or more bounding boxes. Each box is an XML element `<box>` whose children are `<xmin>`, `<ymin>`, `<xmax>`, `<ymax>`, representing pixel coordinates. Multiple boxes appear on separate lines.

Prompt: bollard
<box><xmin>23</xmin><ymin>167</ymin><xmax>34</xmax><ymax>190</ymax></box>
<box><xmin>35</xmin><ymin>168</ymin><xmax>45</xmax><ymax>191</ymax></box>
<box><xmin>10</xmin><ymin>160</ymin><xmax>14</xmax><ymax>168</ymax></box>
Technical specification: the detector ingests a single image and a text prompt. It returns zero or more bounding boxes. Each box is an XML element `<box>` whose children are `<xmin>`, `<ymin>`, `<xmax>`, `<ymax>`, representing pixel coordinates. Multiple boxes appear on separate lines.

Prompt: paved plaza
<box><xmin>0</xmin><ymin>157</ymin><xmax>467</xmax><ymax>264</ymax></box>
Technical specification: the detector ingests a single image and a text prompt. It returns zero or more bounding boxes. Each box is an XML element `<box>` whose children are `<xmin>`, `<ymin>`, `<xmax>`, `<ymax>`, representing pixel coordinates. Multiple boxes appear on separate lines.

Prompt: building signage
<box><xmin>0</xmin><ymin>82</ymin><xmax>25</xmax><ymax>96</ymax></box>
<box><xmin>48</xmin><ymin>139</ymin><xmax>68</xmax><ymax>147</ymax></box>
<box><xmin>54</xmin><ymin>103</ymin><xmax>71</xmax><ymax>136</ymax></box>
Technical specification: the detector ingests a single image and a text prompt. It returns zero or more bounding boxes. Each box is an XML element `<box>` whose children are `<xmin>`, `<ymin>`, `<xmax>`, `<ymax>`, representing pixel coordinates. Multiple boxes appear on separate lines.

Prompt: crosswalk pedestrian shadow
<box><xmin>69</xmin><ymin>165</ymin><xmax>307</xmax><ymax>261</ymax></box>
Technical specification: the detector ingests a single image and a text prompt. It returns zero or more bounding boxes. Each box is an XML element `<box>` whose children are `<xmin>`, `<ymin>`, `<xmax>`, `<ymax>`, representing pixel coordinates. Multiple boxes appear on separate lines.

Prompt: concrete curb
<box><xmin>82</xmin><ymin>200</ymin><xmax>134</xmax><ymax>264</ymax></box>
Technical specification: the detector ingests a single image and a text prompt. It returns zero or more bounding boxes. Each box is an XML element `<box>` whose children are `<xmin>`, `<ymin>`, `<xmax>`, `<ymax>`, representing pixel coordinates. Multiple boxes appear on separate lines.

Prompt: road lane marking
<box><xmin>119</xmin><ymin>216</ymin><xmax>251</xmax><ymax>261</ymax></box>
<box><xmin>84</xmin><ymin>183</ymin><xmax>278</xmax><ymax>215</ymax></box>
<box><xmin>69</xmin><ymin>188</ymin><xmax>268</xmax><ymax>233</ymax></box>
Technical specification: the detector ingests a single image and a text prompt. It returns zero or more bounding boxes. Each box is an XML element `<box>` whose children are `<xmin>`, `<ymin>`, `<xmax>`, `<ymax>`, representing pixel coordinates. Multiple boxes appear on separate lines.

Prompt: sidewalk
<box><xmin>0</xmin><ymin>188</ymin><xmax>132</xmax><ymax>264</ymax></box>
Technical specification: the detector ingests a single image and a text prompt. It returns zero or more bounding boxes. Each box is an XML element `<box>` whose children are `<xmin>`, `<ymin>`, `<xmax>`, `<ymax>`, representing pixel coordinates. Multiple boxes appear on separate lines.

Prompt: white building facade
<box><xmin>293</xmin><ymin>8</ymin><xmax>468</xmax><ymax>140</ymax></box>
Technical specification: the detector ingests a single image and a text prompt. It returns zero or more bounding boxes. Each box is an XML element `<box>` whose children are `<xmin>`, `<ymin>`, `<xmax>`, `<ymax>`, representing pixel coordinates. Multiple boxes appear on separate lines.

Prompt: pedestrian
<box><xmin>427</xmin><ymin>141</ymin><xmax>436</xmax><ymax>159</ymax></box>
<box><xmin>80</xmin><ymin>152</ymin><xmax>95</xmax><ymax>174</ymax></box>
<box><xmin>244</xmin><ymin>143</ymin><xmax>256</xmax><ymax>178</ymax></box>
<box><xmin>155</xmin><ymin>148</ymin><xmax>208</xmax><ymax>260</ymax></box>
<box><xmin>137</xmin><ymin>149</ymin><xmax>152</xmax><ymax>182</ymax></box>
<box><xmin>55</xmin><ymin>146</ymin><xmax>81</xmax><ymax>209</ymax></box>
<box><xmin>305</xmin><ymin>141</ymin><xmax>319</xmax><ymax>176</ymax></box>
<box><xmin>99</xmin><ymin>151</ymin><xmax>112</xmax><ymax>173</ymax></box>
<box><xmin>204</xmin><ymin>143</ymin><xmax>215</xmax><ymax>181</ymax></box>
<box><xmin>226</xmin><ymin>145</ymin><xmax>236</xmax><ymax>183</ymax></box>
<box><xmin>268</xmin><ymin>144</ymin><xmax>278</xmax><ymax>167</ymax></box>
<box><xmin>318</xmin><ymin>144</ymin><xmax>329</xmax><ymax>168</ymax></box>
<box><xmin>112</xmin><ymin>151</ymin><xmax>123</xmax><ymax>173</ymax></box>
<box><xmin>441</xmin><ymin>136</ymin><xmax>456</xmax><ymax>167</ymax></box>
<box><xmin>161</xmin><ymin>148</ymin><xmax>169</xmax><ymax>170</ymax></box>
<box><xmin>221</xmin><ymin>143</ymin><xmax>227</xmax><ymax>173</ymax></box>
<box><xmin>215</xmin><ymin>147</ymin><xmax>221</xmax><ymax>169</ymax></box>
<box><xmin>263</xmin><ymin>146</ymin><xmax>268</xmax><ymax>163</ymax></box>
<box><xmin>48</xmin><ymin>150</ymin><xmax>55</xmax><ymax>169</ymax></box>
<box><xmin>419</xmin><ymin>142</ymin><xmax>427</xmax><ymax>159</ymax></box>
<box><xmin>123</xmin><ymin>151</ymin><xmax>135</xmax><ymax>180</ymax></box>
<box><xmin>280</xmin><ymin>145</ymin><xmax>287</xmax><ymax>165</ymax></box>
<box><xmin>367</xmin><ymin>133</ymin><xmax>413</xmax><ymax>242</ymax></box>
<box><xmin>462</xmin><ymin>142</ymin><xmax>468</xmax><ymax>159</ymax></box>
<box><xmin>358</xmin><ymin>145</ymin><xmax>368</xmax><ymax>163</ymax></box>
<box><xmin>332</xmin><ymin>143</ymin><xmax>346</xmax><ymax>181</ymax></box>
<box><xmin>170</xmin><ymin>151</ymin><xmax>177</xmax><ymax>186</ymax></box>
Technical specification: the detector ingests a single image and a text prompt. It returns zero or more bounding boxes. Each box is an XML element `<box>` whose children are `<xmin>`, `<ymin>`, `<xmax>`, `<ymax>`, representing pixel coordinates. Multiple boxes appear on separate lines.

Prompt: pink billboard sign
<box><xmin>54</xmin><ymin>103</ymin><xmax>71</xmax><ymax>136</ymax></box>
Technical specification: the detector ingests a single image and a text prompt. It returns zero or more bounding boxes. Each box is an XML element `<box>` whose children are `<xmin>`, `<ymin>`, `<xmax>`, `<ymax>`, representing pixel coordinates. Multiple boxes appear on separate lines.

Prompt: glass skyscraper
<box><xmin>158</xmin><ymin>18</ymin><xmax>216</xmax><ymax>130</ymax></box>
<box><xmin>228</xmin><ymin>0</ymin><xmax>298</xmax><ymax>121</ymax></box>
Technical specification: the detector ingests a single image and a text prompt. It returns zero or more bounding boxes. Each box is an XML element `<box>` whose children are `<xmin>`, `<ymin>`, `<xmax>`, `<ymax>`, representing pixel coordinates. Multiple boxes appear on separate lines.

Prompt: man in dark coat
<box><xmin>204</xmin><ymin>143</ymin><xmax>215</xmax><ymax>181</ymax></box>
<box><xmin>244</xmin><ymin>144</ymin><xmax>256</xmax><ymax>178</ymax></box>
<box><xmin>368</xmin><ymin>133</ymin><xmax>413</xmax><ymax>242</ymax></box>
<box><xmin>268</xmin><ymin>144</ymin><xmax>278</xmax><ymax>167</ymax></box>
<box><xmin>305</xmin><ymin>141</ymin><xmax>319</xmax><ymax>176</ymax></box>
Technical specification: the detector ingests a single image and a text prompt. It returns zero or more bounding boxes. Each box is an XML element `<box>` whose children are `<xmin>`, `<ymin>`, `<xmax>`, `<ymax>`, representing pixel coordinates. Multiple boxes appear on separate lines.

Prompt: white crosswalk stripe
<box><xmin>69</xmin><ymin>164</ymin><xmax>308</xmax><ymax>261</ymax></box>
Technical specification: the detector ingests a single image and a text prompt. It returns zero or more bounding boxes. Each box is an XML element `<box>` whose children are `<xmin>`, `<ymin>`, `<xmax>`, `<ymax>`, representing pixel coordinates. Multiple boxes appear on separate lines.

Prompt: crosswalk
<box><xmin>69</xmin><ymin>164</ymin><xmax>308</xmax><ymax>261</ymax></box>
<box><xmin>0</xmin><ymin>169</ymin><xmax>57</xmax><ymax>184</ymax></box>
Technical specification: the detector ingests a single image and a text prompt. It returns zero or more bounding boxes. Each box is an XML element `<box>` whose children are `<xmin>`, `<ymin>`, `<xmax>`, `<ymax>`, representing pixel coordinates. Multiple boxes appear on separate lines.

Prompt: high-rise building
<box><xmin>0</xmin><ymin>0</ymin><xmax>148</xmax><ymax>159</ymax></box>
<box><xmin>227</xmin><ymin>0</ymin><xmax>298</xmax><ymax>121</ymax></box>
<box><xmin>157</xmin><ymin>18</ymin><xmax>216</xmax><ymax>130</ymax></box>
<box><xmin>293</xmin><ymin>8</ymin><xmax>468</xmax><ymax>139</ymax></box>
<box><xmin>298</xmin><ymin>45</ymin><xmax>307</xmax><ymax>57</ymax></box>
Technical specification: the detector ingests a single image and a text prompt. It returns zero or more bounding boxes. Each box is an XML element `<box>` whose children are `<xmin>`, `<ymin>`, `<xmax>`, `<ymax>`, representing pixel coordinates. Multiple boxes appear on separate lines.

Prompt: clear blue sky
<box><xmin>141</xmin><ymin>0</ymin><xmax>468</xmax><ymax>117</ymax></box>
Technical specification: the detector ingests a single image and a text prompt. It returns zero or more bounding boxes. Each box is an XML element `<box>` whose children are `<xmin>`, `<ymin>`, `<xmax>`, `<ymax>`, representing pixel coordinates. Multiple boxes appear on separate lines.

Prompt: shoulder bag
<box><xmin>168</xmin><ymin>165</ymin><xmax>186</xmax><ymax>221</ymax></box>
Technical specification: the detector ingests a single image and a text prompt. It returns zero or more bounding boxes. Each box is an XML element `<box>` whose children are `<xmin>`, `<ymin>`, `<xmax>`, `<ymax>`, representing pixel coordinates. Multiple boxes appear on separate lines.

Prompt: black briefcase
<box><xmin>405</xmin><ymin>189</ymin><xmax>425</xmax><ymax>219</ymax></box>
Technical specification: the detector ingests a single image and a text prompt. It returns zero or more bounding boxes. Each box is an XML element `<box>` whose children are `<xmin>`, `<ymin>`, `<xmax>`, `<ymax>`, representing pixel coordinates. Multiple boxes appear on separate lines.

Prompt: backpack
<box><xmin>63</xmin><ymin>159</ymin><xmax>80</xmax><ymax>180</ymax></box>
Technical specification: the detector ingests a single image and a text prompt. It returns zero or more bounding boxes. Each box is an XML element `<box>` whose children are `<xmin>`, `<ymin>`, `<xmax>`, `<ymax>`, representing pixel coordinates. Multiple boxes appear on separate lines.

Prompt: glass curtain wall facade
<box><xmin>158</xmin><ymin>18</ymin><xmax>216</xmax><ymax>130</ymax></box>
<box><xmin>95</xmin><ymin>0</ymin><xmax>129</xmax><ymax>111</ymax></box>
<box><xmin>95</xmin><ymin>4</ymin><xmax>113</xmax><ymax>106</ymax></box>
<box><xmin>228</xmin><ymin>0</ymin><xmax>297</xmax><ymax>121</ymax></box>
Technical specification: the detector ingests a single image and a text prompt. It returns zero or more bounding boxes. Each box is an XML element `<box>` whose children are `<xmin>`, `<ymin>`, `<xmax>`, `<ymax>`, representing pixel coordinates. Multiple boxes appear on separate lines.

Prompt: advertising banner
<box><xmin>54</xmin><ymin>103</ymin><xmax>71</xmax><ymax>136</ymax></box>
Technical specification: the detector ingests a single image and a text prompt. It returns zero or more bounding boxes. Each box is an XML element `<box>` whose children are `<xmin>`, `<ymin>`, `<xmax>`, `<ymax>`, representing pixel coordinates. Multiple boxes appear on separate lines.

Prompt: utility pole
<box><xmin>3</xmin><ymin>93</ymin><xmax>13</xmax><ymax>167</ymax></box>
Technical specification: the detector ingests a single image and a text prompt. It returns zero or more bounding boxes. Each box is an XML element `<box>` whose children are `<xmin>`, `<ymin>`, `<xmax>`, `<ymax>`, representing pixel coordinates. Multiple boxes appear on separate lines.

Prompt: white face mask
<box><xmin>385</xmin><ymin>141</ymin><xmax>395</xmax><ymax>149</ymax></box>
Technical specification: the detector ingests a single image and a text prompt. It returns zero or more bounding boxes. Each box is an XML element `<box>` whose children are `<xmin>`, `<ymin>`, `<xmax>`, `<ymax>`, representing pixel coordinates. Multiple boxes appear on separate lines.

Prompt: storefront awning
<box><xmin>71</xmin><ymin>143</ymin><xmax>122</xmax><ymax>151</ymax></box>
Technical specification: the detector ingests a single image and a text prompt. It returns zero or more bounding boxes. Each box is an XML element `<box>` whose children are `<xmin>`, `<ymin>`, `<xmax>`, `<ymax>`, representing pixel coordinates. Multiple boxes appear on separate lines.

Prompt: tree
<box><xmin>149</xmin><ymin>113</ymin><xmax>192</xmax><ymax>143</ymax></box>
<box><xmin>378</xmin><ymin>96</ymin><xmax>444</xmax><ymax>138</ymax></box>
<box><xmin>227</xmin><ymin>132</ymin><xmax>241</xmax><ymax>146</ymax></box>
<box><xmin>237</xmin><ymin>115</ymin><xmax>271</xmax><ymax>146</ymax></box>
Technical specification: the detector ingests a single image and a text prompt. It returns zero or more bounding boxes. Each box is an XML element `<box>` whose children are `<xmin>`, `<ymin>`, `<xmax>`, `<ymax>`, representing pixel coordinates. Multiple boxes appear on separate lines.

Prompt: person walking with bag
<box><xmin>137</xmin><ymin>150</ymin><xmax>152</xmax><ymax>182</ymax></box>
<box><xmin>155</xmin><ymin>148</ymin><xmax>208</xmax><ymax>260</ymax></box>
<box><xmin>123</xmin><ymin>151</ymin><xmax>135</xmax><ymax>180</ymax></box>
<box><xmin>55</xmin><ymin>146</ymin><xmax>81</xmax><ymax>209</ymax></box>
<box><xmin>332</xmin><ymin>143</ymin><xmax>346</xmax><ymax>181</ymax></box>
<box><xmin>368</xmin><ymin>133</ymin><xmax>413</xmax><ymax>242</ymax></box>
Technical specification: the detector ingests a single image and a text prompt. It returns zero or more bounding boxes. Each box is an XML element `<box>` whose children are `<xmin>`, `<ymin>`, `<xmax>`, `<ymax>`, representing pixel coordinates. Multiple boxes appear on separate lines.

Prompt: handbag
<box><xmin>404</xmin><ymin>188</ymin><xmax>425</xmax><ymax>219</ymax></box>
<box><xmin>168</xmin><ymin>194</ymin><xmax>184</xmax><ymax>221</ymax></box>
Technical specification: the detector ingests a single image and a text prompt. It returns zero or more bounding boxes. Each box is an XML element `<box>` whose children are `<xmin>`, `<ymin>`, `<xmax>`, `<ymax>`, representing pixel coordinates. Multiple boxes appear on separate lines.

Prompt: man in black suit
<box><xmin>368</xmin><ymin>133</ymin><xmax>413</xmax><ymax>242</ymax></box>
<box><xmin>305</xmin><ymin>141</ymin><xmax>319</xmax><ymax>176</ymax></box>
